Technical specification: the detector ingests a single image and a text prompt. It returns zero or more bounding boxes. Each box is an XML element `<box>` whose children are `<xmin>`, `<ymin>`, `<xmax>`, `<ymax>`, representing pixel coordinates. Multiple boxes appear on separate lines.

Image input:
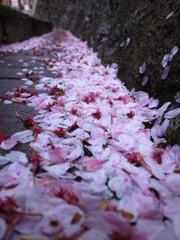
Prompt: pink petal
<box><xmin>48</xmin><ymin>147</ymin><xmax>67</xmax><ymax>163</ymax></box>
<box><xmin>0</xmin><ymin>138</ymin><xmax>17</xmax><ymax>150</ymax></box>
<box><xmin>82</xmin><ymin>158</ymin><xmax>103</xmax><ymax>172</ymax></box>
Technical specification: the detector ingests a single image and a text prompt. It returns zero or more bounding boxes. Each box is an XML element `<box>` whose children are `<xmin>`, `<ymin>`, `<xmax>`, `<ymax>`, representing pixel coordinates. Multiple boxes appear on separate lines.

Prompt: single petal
<box><xmin>0</xmin><ymin>218</ymin><xmax>6</xmax><ymax>239</ymax></box>
<box><xmin>6</xmin><ymin>151</ymin><xmax>28</xmax><ymax>163</ymax></box>
<box><xmin>164</xmin><ymin>108</ymin><xmax>180</xmax><ymax>119</ymax></box>
<box><xmin>0</xmin><ymin>138</ymin><xmax>17</xmax><ymax>150</ymax></box>
<box><xmin>11</xmin><ymin>130</ymin><xmax>33</xmax><ymax>143</ymax></box>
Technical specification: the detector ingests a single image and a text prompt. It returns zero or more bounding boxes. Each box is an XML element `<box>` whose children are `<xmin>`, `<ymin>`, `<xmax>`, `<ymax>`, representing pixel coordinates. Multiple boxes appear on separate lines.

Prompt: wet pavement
<box><xmin>0</xmin><ymin>50</ymin><xmax>55</xmax><ymax>157</ymax></box>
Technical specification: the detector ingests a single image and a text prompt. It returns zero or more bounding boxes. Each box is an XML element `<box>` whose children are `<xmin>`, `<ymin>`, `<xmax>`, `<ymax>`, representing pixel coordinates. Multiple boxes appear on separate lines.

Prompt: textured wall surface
<box><xmin>35</xmin><ymin>0</ymin><xmax>180</xmax><ymax>144</ymax></box>
<box><xmin>0</xmin><ymin>4</ymin><xmax>52</xmax><ymax>44</ymax></box>
<box><xmin>0</xmin><ymin>17</ymin><xmax>2</xmax><ymax>45</ymax></box>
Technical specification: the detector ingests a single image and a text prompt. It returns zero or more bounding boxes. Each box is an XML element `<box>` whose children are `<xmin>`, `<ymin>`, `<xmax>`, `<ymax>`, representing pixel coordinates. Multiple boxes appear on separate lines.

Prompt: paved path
<box><xmin>0</xmin><ymin>50</ymin><xmax>55</xmax><ymax>157</ymax></box>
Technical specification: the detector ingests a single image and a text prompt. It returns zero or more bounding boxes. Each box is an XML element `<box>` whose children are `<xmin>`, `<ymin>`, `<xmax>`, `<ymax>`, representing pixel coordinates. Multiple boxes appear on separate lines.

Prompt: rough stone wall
<box><xmin>0</xmin><ymin>17</ymin><xmax>2</xmax><ymax>45</ymax></box>
<box><xmin>35</xmin><ymin>0</ymin><xmax>180</xmax><ymax>144</ymax></box>
<box><xmin>0</xmin><ymin>4</ymin><xmax>52</xmax><ymax>44</ymax></box>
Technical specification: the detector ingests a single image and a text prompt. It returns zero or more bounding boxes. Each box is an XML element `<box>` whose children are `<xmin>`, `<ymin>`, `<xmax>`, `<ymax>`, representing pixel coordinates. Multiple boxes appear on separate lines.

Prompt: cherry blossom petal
<box><xmin>78</xmin><ymin>229</ymin><xmax>110</xmax><ymax>240</ymax></box>
<box><xmin>47</xmin><ymin>147</ymin><xmax>67</xmax><ymax>164</ymax></box>
<box><xmin>6</xmin><ymin>151</ymin><xmax>28</xmax><ymax>163</ymax></box>
<box><xmin>11</xmin><ymin>130</ymin><xmax>34</xmax><ymax>143</ymax></box>
<box><xmin>0</xmin><ymin>138</ymin><xmax>17</xmax><ymax>150</ymax></box>
<box><xmin>164</xmin><ymin>108</ymin><xmax>180</xmax><ymax>119</ymax></box>
<box><xmin>0</xmin><ymin>162</ymin><xmax>31</xmax><ymax>187</ymax></box>
<box><xmin>0</xmin><ymin>218</ymin><xmax>6</xmax><ymax>239</ymax></box>
<box><xmin>43</xmin><ymin>163</ymin><xmax>70</xmax><ymax>177</ymax></box>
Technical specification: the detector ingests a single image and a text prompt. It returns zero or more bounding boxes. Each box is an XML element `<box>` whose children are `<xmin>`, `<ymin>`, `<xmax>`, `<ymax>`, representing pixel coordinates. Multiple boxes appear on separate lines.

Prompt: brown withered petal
<box><xmin>71</xmin><ymin>213</ymin><xmax>82</xmax><ymax>224</ymax></box>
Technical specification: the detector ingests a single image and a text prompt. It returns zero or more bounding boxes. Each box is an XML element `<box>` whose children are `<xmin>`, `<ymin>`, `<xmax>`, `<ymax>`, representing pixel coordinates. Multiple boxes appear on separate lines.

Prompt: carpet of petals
<box><xmin>0</xmin><ymin>29</ymin><xmax>180</xmax><ymax>240</ymax></box>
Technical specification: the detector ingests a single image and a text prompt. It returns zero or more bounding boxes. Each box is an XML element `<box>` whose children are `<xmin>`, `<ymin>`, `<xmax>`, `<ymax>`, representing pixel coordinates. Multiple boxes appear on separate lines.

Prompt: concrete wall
<box><xmin>0</xmin><ymin>17</ymin><xmax>2</xmax><ymax>45</ymax></box>
<box><xmin>0</xmin><ymin>4</ymin><xmax>52</xmax><ymax>44</ymax></box>
<box><xmin>35</xmin><ymin>0</ymin><xmax>179</xmax><ymax>100</ymax></box>
<box><xmin>34</xmin><ymin>0</ymin><xmax>180</xmax><ymax>144</ymax></box>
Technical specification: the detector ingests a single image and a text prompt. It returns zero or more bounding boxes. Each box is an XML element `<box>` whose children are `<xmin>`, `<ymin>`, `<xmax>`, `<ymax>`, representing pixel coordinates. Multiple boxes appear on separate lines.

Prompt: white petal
<box><xmin>0</xmin><ymin>218</ymin><xmax>6</xmax><ymax>239</ymax></box>
<box><xmin>6</xmin><ymin>151</ymin><xmax>28</xmax><ymax>163</ymax></box>
<box><xmin>11</xmin><ymin>130</ymin><xmax>33</xmax><ymax>143</ymax></box>
<box><xmin>0</xmin><ymin>138</ymin><xmax>17</xmax><ymax>150</ymax></box>
<box><xmin>164</xmin><ymin>108</ymin><xmax>180</xmax><ymax>119</ymax></box>
<box><xmin>156</xmin><ymin>102</ymin><xmax>171</xmax><ymax>117</ymax></box>
<box><xmin>43</xmin><ymin>163</ymin><xmax>70</xmax><ymax>177</ymax></box>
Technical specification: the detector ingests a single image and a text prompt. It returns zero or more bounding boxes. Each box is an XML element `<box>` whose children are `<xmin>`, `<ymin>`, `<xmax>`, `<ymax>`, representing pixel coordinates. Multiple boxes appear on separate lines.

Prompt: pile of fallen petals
<box><xmin>0</xmin><ymin>29</ymin><xmax>180</xmax><ymax>240</ymax></box>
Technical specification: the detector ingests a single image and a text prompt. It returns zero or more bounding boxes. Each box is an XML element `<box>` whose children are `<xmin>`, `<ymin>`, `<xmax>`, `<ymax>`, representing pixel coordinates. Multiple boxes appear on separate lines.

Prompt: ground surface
<box><xmin>0</xmin><ymin>49</ymin><xmax>55</xmax><ymax>157</ymax></box>
<box><xmin>0</xmin><ymin>29</ymin><xmax>180</xmax><ymax>240</ymax></box>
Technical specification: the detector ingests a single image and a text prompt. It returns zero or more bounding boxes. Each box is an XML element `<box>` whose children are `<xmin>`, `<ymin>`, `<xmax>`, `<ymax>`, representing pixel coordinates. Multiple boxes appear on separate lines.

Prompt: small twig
<box><xmin>16</xmin><ymin>112</ymin><xmax>24</xmax><ymax>122</ymax></box>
